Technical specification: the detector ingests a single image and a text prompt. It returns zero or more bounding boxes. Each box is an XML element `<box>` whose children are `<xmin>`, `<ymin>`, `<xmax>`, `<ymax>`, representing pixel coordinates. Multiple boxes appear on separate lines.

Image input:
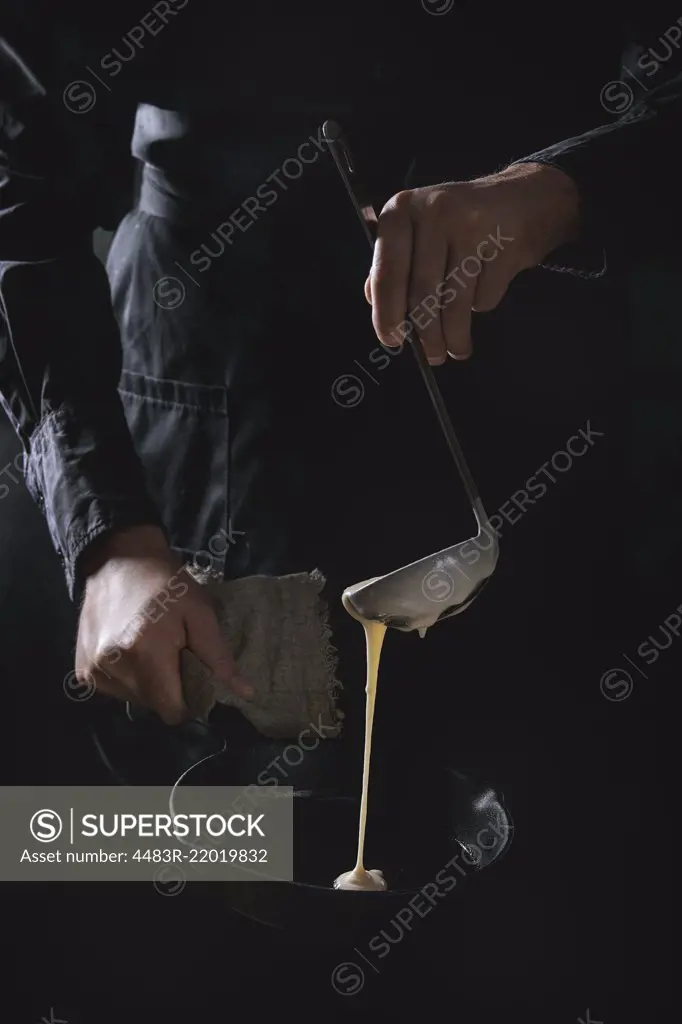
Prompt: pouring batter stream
<box><xmin>333</xmin><ymin>584</ymin><xmax>388</xmax><ymax>892</ymax></box>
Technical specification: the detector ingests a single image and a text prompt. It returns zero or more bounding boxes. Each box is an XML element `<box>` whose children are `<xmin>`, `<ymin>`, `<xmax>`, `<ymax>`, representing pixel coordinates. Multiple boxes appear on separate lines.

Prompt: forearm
<box><xmin>1</xmin><ymin>154</ymin><xmax>163</xmax><ymax>601</ymax></box>
<box><xmin>1</xmin><ymin>24</ymin><xmax>168</xmax><ymax>602</ymax></box>
<box><xmin>0</xmin><ymin>242</ymin><xmax>165</xmax><ymax>600</ymax></box>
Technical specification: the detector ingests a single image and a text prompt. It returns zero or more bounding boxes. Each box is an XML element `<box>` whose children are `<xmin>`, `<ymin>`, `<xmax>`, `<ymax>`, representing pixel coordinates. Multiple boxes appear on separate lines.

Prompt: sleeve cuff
<box><xmin>507</xmin><ymin>71</ymin><xmax>682</xmax><ymax>276</ymax></box>
<box><xmin>24</xmin><ymin>406</ymin><xmax>165</xmax><ymax>602</ymax></box>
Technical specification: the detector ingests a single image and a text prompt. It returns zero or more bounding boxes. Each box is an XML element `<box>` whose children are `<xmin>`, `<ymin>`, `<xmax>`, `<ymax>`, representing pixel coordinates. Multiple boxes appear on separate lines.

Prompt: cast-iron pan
<box><xmin>170</xmin><ymin>740</ymin><xmax>513</xmax><ymax>944</ymax></box>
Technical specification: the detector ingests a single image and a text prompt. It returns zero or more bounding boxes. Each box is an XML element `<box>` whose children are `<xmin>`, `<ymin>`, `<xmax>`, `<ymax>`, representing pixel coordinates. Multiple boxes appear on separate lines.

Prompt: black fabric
<box><xmin>103</xmin><ymin>169</ymin><xmax>432</xmax><ymax>589</ymax></box>
<box><xmin>0</xmin><ymin>0</ymin><xmax>404</xmax><ymax>595</ymax></box>
<box><xmin>1</xmin><ymin>1</ymin><xmax>681</xmax><ymax>603</ymax></box>
<box><xmin>513</xmin><ymin>70</ymin><xmax>682</xmax><ymax>275</ymax></box>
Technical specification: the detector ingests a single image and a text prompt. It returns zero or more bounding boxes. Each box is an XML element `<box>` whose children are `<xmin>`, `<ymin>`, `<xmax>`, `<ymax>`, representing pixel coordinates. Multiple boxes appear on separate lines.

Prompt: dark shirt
<box><xmin>0</xmin><ymin>1</ymin><xmax>393</xmax><ymax>596</ymax></box>
<box><xmin>1</xmin><ymin>3</ymin><xmax>681</xmax><ymax>598</ymax></box>
<box><xmin>515</xmin><ymin>70</ymin><xmax>682</xmax><ymax>277</ymax></box>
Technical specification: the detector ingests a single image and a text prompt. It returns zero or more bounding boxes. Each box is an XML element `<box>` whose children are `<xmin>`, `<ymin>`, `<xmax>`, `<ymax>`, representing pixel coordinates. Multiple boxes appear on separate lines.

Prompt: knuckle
<box><xmin>90</xmin><ymin>645</ymin><xmax>119</xmax><ymax>673</ymax></box>
<box><xmin>428</xmin><ymin>182</ymin><xmax>462</xmax><ymax>209</ymax></box>
<box><xmin>463</xmin><ymin>204</ymin><xmax>485</xmax><ymax>232</ymax></box>
<box><xmin>423</xmin><ymin>187</ymin><xmax>449</xmax><ymax>211</ymax></box>
<box><xmin>432</xmin><ymin>183</ymin><xmax>482</xmax><ymax>226</ymax></box>
<box><xmin>128</xmin><ymin>636</ymin><xmax>164</xmax><ymax>666</ymax></box>
<box><xmin>383</xmin><ymin>189</ymin><xmax>413</xmax><ymax>216</ymax></box>
<box><xmin>121</xmin><ymin>610</ymin><xmax>146</xmax><ymax>638</ymax></box>
<box><xmin>98</xmin><ymin>645</ymin><xmax>125</xmax><ymax>673</ymax></box>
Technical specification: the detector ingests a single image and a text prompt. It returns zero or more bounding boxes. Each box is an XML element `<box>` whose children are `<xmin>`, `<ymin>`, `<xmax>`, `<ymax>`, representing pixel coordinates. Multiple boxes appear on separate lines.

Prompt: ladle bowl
<box><xmin>343</xmin><ymin>518</ymin><xmax>498</xmax><ymax>633</ymax></box>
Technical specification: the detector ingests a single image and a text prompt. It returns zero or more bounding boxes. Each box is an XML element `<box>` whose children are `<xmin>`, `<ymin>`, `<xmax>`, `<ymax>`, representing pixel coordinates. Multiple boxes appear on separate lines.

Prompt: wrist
<box><xmin>80</xmin><ymin>524</ymin><xmax>169</xmax><ymax>579</ymax></box>
<box><xmin>502</xmin><ymin>160</ymin><xmax>582</xmax><ymax>258</ymax></box>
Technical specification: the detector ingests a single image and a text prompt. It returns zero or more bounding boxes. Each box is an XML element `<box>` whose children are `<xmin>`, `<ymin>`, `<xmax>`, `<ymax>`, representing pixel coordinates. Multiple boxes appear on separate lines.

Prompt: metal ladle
<box><xmin>322</xmin><ymin>120</ymin><xmax>499</xmax><ymax>632</ymax></box>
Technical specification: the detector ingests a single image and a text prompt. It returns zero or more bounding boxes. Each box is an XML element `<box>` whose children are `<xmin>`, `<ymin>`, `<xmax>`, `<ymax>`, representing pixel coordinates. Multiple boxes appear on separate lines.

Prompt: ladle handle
<box><xmin>405</xmin><ymin>323</ymin><xmax>481</xmax><ymax>508</ymax></box>
<box><xmin>322</xmin><ymin>120</ymin><xmax>489</xmax><ymax>527</ymax></box>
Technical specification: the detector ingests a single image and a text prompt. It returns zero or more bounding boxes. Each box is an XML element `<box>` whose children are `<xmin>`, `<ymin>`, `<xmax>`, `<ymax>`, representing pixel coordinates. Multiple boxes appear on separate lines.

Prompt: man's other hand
<box><xmin>75</xmin><ymin>525</ymin><xmax>251</xmax><ymax>724</ymax></box>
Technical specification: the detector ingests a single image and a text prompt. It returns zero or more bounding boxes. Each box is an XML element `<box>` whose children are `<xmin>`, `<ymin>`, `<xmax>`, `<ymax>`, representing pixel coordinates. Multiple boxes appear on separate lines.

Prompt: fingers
<box><xmin>368</xmin><ymin>192</ymin><xmax>414</xmax><ymax>348</ymax></box>
<box><xmin>441</xmin><ymin>247</ymin><xmax>475</xmax><ymax>360</ymax></box>
<box><xmin>185</xmin><ymin>601</ymin><xmax>253</xmax><ymax>700</ymax></box>
<box><xmin>84</xmin><ymin>644</ymin><xmax>189</xmax><ymax>724</ymax></box>
<box><xmin>84</xmin><ymin>666</ymin><xmax>132</xmax><ymax>705</ymax></box>
<box><xmin>407</xmin><ymin>222</ymin><xmax>449</xmax><ymax>364</ymax></box>
<box><xmin>367</xmin><ymin>190</ymin><xmax>479</xmax><ymax>362</ymax></box>
<box><xmin>365</xmin><ymin>183</ymin><xmax>521</xmax><ymax>364</ymax></box>
<box><xmin>76</xmin><ymin>585</ymin><xmax>252</xmax><ymax>727</ymax></box>
<box><xmin>134</xmin><ymin>650</ymin><xmax>189</xmax><ymax>726</ymax></box>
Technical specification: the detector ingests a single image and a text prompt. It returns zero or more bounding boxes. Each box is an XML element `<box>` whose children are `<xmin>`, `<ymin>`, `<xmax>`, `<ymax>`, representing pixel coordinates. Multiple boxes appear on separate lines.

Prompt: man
<box><xmin>2</xmin><ymin>2</ymin><xmax>680</xmax><ymax>736</ymax></box>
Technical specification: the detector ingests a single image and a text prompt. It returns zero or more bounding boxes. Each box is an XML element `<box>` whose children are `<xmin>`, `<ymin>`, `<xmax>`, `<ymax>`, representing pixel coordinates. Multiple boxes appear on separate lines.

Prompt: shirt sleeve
<box><xmin>1</xmin><ymin>45</ymin><xmax>164</xmax><ymax>602</ymax></box>
<box><xmin>509</xmin><ymin>70</ymin><xmax>682</xmax><ymax>277</ymax></box>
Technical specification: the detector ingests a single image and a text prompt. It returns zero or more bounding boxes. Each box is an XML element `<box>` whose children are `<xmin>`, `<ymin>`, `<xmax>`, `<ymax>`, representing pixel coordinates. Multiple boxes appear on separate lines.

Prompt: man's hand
<box><xmin>75</xmin><ymin>525</ymin><xmax>251</xmax><ymax>724</ymax></box>
<box><xmin>365</xmin><ymin>161</ymin><xmax>581</xmax><ymax>363</ymax></box>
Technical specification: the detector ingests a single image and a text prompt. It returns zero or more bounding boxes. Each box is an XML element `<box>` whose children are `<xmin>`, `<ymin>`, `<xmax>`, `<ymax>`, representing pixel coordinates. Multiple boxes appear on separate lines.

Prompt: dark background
<box><xmin>0</xmin><ymin>4</ymin><xmax>677</xmax><ymax>1020</ymax></box>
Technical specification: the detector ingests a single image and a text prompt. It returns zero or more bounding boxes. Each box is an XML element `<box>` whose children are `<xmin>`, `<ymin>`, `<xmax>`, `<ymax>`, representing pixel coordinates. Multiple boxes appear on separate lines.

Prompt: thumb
<box><xmin>185</xmin><ymin>603</ymin><xmax>253</xmax><ymax>700</ymax></box>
